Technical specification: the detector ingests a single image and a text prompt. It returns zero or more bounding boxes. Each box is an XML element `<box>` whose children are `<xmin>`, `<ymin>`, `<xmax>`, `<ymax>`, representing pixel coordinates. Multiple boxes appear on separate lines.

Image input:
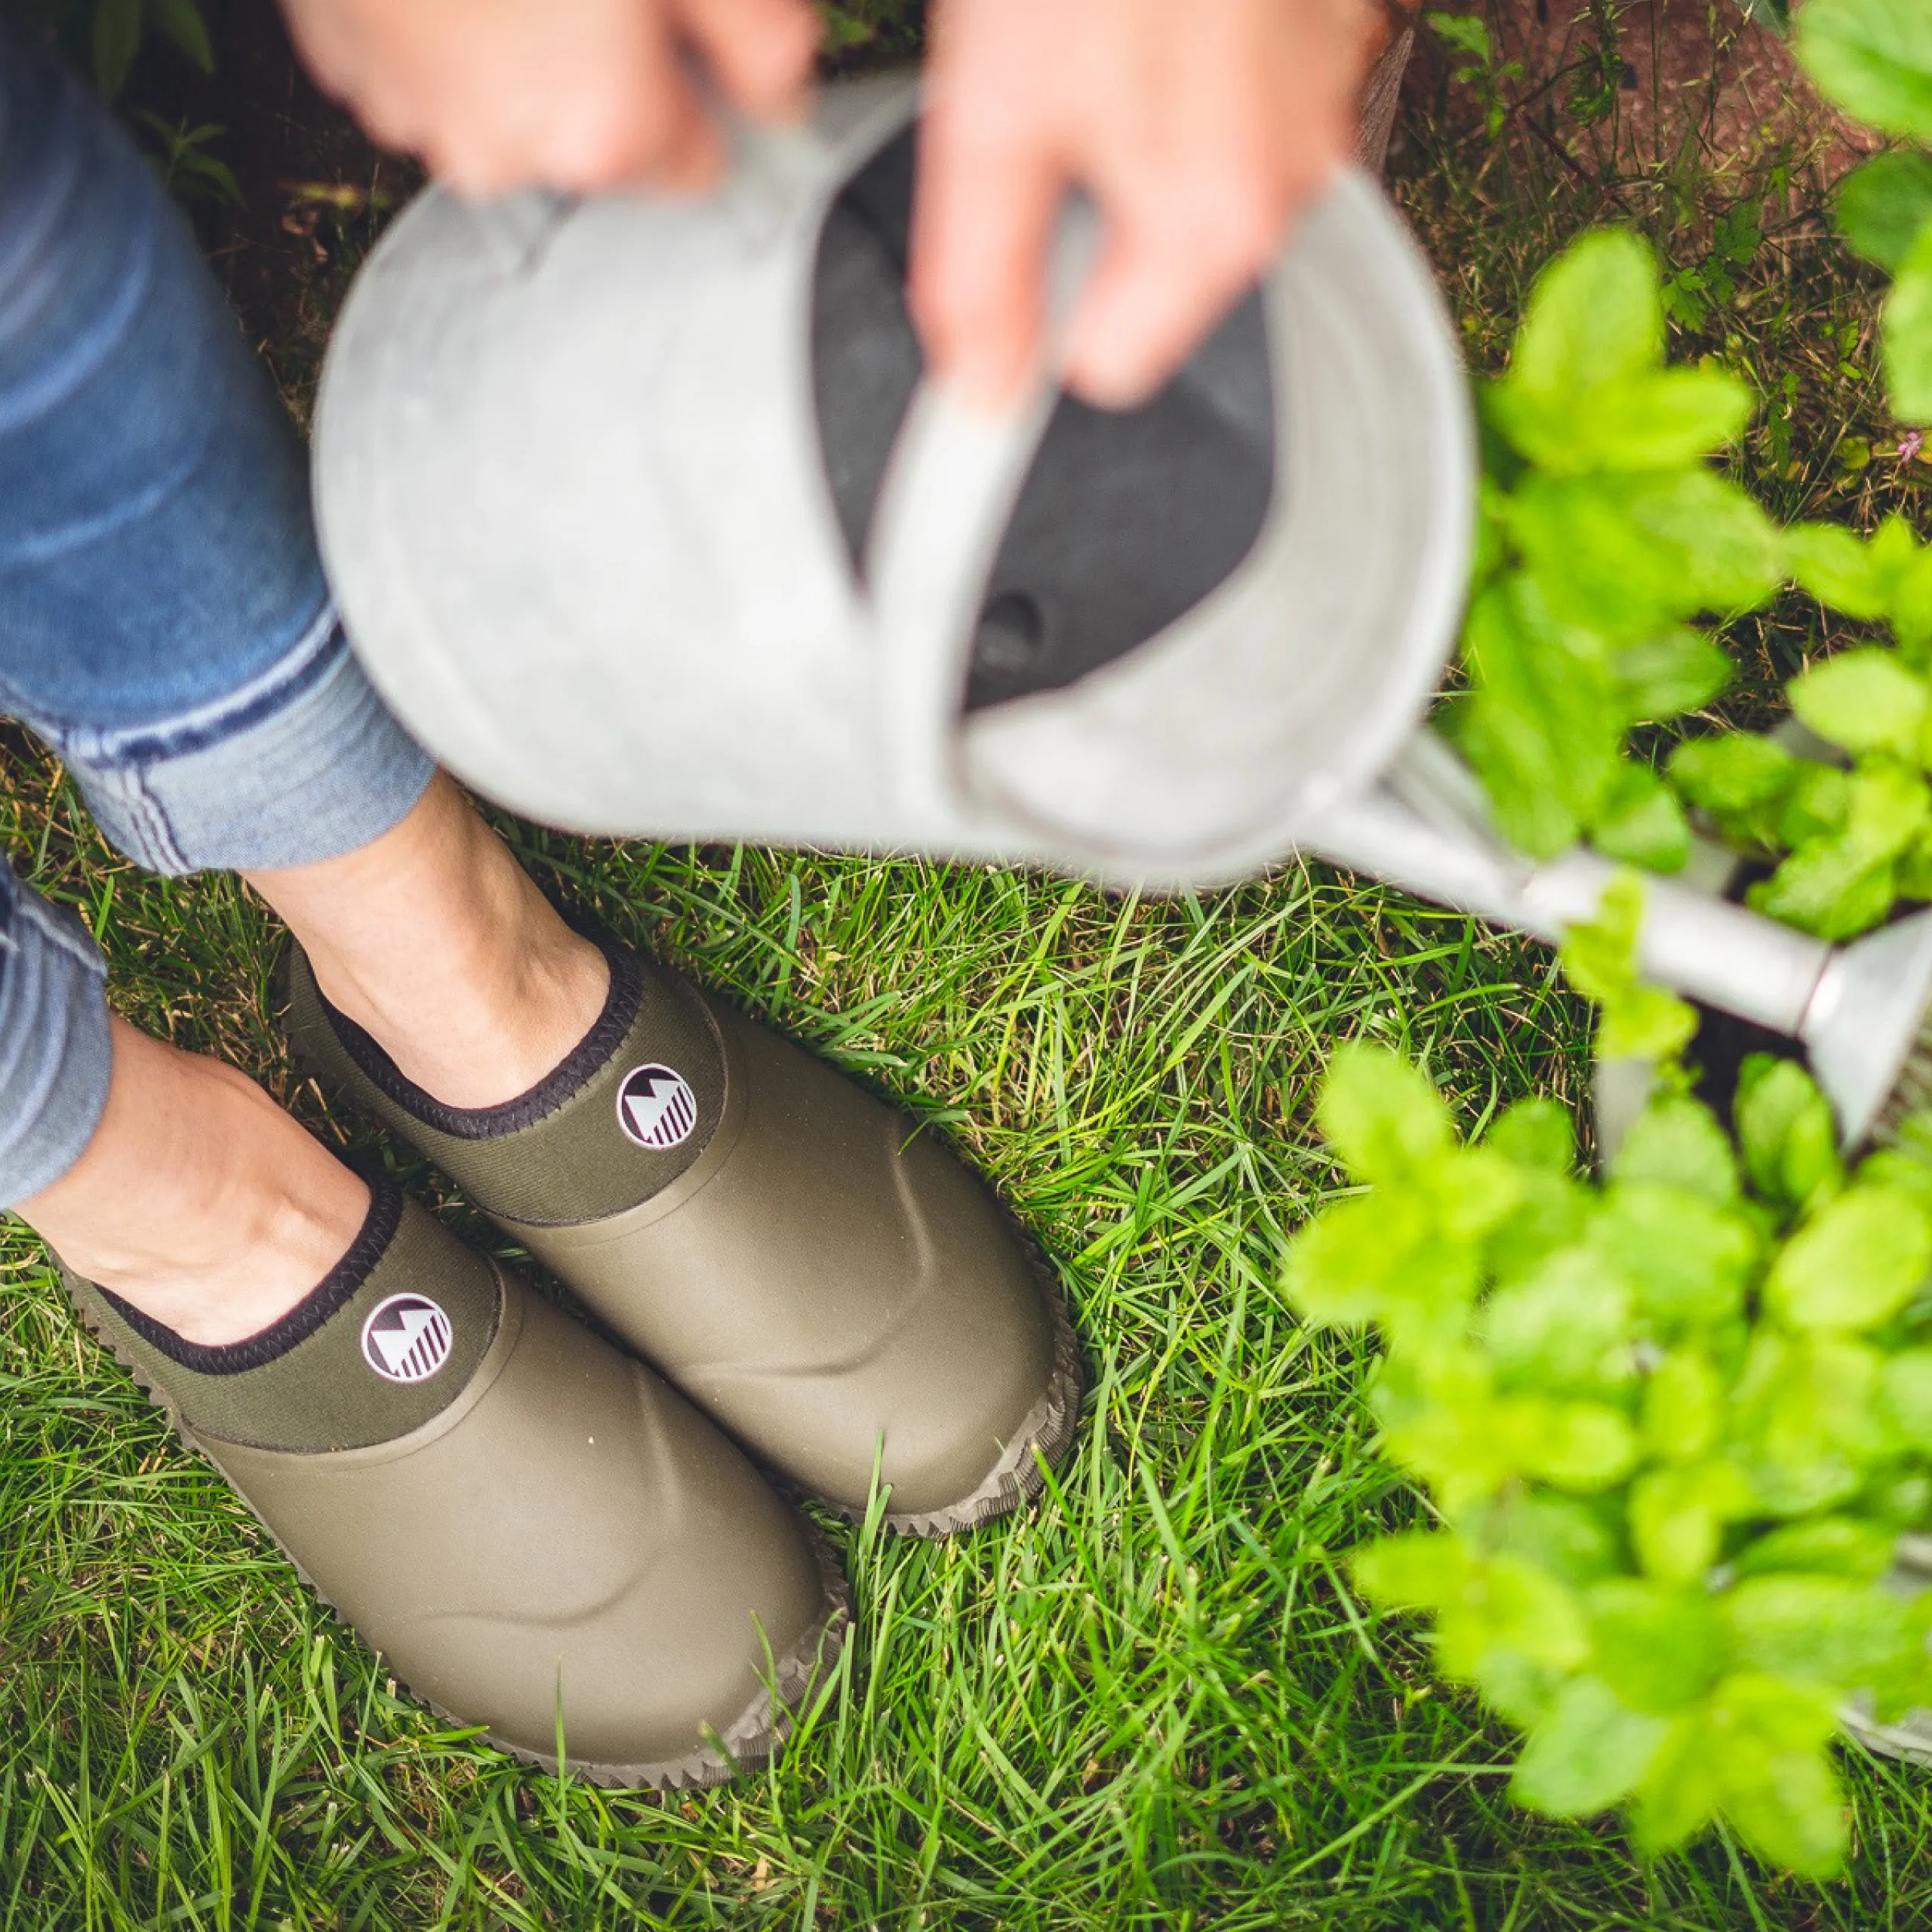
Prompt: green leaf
<box><xmin>1703</xmin><ymin>1675</ymin><xmax>1847</xmax><ymax>1877</ymax></box>
<box><xmin>1489</xmin><ymin>1492</ymin><xmax>1623</xmax><ymax>1586</ymax></box>
<box><xmin>1884</xmin><ymin>221</ymin><xmax>1932</xmax><ymax>424</ymax></box>
<box><xmin>1587</xmin><ymin>1577</ymin><xmax>1724</xmax><ymax>1713</ymax></box>
<box><xmin>1507</xmin><ymin>469</ymin><xmax>1782</xmax><ymax>638</ymax></box>
<box><xmin>1762</xmin><ymin>1183</ymin><xmax>1932</xmax><ymax>1332</ymax></box>
<box><xmin>1485</xmin><ymin>1166</ymin><xmax>1594</xmax><ymax>1284</ymax></box>
<box><xmin>1485</xmin><ymin>1097</ymin><xmax>1576</xmax><ymax>1173</ymax></box>
<box><xmin>1820</xmin><ymin>760</ymin><xmax>1924</xmax><ymax>859</ymax></box>
<box><xmin>1730</xmin><ymin>1331</ymin><xmax>1887</xmax><ymax>1515</ymax></box>
<box><xmin>1432</xmin><ymin>1146</ymin><xmax>1530</xmax><ymax>1245</ymax></box>
<box><xmin>1749</xmin><ymin>836</ymin><xmax>1898</xmax><ymax>940</ymax></box>
<box><xmin>1641</xmin><ymin>1346</ymin><xmax>1724</xmax><ymax>1461</ymax></box>
<box><xmin>1630</xmin><ymin>1460</ymin><xmax>1752</xmax><ymax>1584</ymax></box>
<box><xmin>1632</xmin><ymin>1713</ymin><xmax>1722</xmax><ymax>1851</ymax></box>
<box><xmin>1777</xmin><ymin>761</ymin><xmax>1854</xmax><ymax>847</ymax></box>
<box><xmin>1609</xmin><ymin>627</ymin><xmax>1731</xmax><ymax>722</ymax></box>
<box><xmin>149</xmin><ymin>0</ymin><xmax>213</xmax><ymax>71</ymax></box>
<box><xmin>1490</xmin><ymin>368</ymin><xmax>1753</xmax><ymax>476</ymax></box>
<box><xmin>1592</xmin><ymin>1182</ymin><xmax>1759</xmax><ymax>1330</ymax></box>
<box><xmin>1350</xmin><ymin>1527</ymin><xmax>1475</xmax><ymax>1611</ymax></box>
<box><xmin>1787</xmin><ymin>648</ymin><xmax>1932</xmax><ymax>758</ymax></box>
<box><xmin>1426</xmin><ymin>10</ymin><xmax>1493</xmax><ymax>63</ymax></box>
<box><xmin>1900</xmin><ymin>824</ymin><xmax>1932</xmax><ymax>898</ymax></box>
<box><xmin>1484</xmin><ymin>1246</ymin><xmax>1634</xmax><ymax>1392</ymax></box>
<box><xmin>1512</xmin><ymin>1675</ymin><xmax>1669</xmax><ymax>1817</ymax></box>
<box><xmin>1613</xmin><ymin>1095</ymin><xmax>1740</xmax><ymax>1204</ymax></box>
<box><xmin>1591</xmin><ymin>761</ymin><xmax>1691</xmax><ymax>872</ymax></box>
<box><xmin>91</xmin><ymin>0</ymin><xmax>143</xmax><ymax>100</ymax></box>
<box><xmin>1506</xmin><ymin>228</ymin><xmax>1664</xmax><ymax>403</ymax></box>
<box><xmin>1878</xmin><ymin>1347</ymin><xmax>1932</xmax><ymax>1452</ymax></box>
<box><xmin>1454</xmin><ymin>579</ymin><xmax>1620</xmax><ymax>858</ymax></box>
<box><xmin>817</xmin><ymin>3</ymin><xmax>877</xmax><ymax>48</ymax></box>
<box><xmin>1894</xmin><ymin>546</ymin><xmax>1932</xmax><ymax>657</ymax></box>
<box><xmin>1281</xmin><ymin>1192</ymin><xmax>1474</xmax><ymax>1337</ymax></box>
<box><xmin>1559</xmin><ymin>870</ymin><xmax>1646</xmax><ymax>1005</ymax></box>
<box><xmin>1796</xmin><ymin>0</ymin><xmax>1932</xmax><ymax>140</ymax></box>
<box><xmin>1372</xmin><ymin>1349</ymin><xmax>1522</xmax><ymax>1508</ymax></box>
<box><xmin>1431</xmin><ymin>1553</ymin><xmax>1594</xmax><ymax>1684</ymax></box>
<box><xmin>1721</xmin><ymin>1573</ymin><xmax>1921</xmax><ymax>1692</ymax></box>
<box><xmin>1733</xmin><ymin>1515</ymin><xmax>1897</xmax><ymax>1581</ymax></box>
<box><xmin>1745</xmin><ymin>762</ymin><xmax>1928</xmax><ymax>940</ymax></box>
<box><xmin>1601</xmin><ymin>986</ymin><xmax>1702</xmax><ymax>1063</ymax></box>
<box><xmin>1521</xmin><ymin>1399</ymin><xmax>1641</xmax><ymax>1491</ymax></box>
<box><xmin>1783</xmin><ymin>521</ymin><xmax>1890</xmax><ymax>618</ymax></box>
<box><xmin>1667</xmin><ymin>732</ymin><xmax>1801</xmax><ymax>846</ymax></box>
<box><xmin>1836</xmin><ymin>149</ymin><xmax>1932</xmax><ymax>270</ymax></box>
<box><xmin>1735</xmin><ymin>1055</ymin><xmax>1844</xmax><ymax>1211</ymax></box>
<box><xmin>1316</xmin><ymin>1043</ymin><xmax>1454</xmax><ymax>1183</ymax></box>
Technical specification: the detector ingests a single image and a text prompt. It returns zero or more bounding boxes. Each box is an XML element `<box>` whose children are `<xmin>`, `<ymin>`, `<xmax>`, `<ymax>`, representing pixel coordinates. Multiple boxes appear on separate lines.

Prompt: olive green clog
<box><xmin>66</xmin><ymin>1191</ymin><xmax>846</xmax><ymax>1787</ymax></box>
<box><xmin>285</xmin><ymin>939</ymin><xmax>1081</xmax><ymax>1534</ymax></box>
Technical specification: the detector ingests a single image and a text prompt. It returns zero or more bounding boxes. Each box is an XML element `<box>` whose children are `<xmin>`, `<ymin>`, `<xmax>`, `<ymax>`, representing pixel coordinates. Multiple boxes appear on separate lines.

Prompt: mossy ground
<box><xmin>4</xmin><ymin>3</ymin><xmax>1930</xmax><ymax>1924</ymax></box>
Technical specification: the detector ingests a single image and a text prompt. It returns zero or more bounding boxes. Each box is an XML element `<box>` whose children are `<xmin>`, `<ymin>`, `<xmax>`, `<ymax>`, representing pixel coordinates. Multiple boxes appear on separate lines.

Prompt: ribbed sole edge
<box><xmin>827</xmin><ymin>1259</ymin><xmax>1084</xmax><ymax>1540</ymax></box>
<box><xmin>62</xmin><ymin>1272</ymin><xmax>850</xmax><ymax>1792</ymax></box>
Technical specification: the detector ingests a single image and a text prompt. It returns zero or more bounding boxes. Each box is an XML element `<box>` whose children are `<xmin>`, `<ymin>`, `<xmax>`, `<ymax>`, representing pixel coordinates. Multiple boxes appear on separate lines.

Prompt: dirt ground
<box><xmin>1401</xmin><ymin>0</ymin><xmax>1879</xmax><ymax>182</ymax></box>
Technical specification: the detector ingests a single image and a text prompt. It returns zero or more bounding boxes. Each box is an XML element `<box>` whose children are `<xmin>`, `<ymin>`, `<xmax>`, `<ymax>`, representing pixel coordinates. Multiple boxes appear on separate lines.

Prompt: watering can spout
<box><xmin>1309</xmin><ymin>728</ymin><xmax>1932</xmax><ymax>1149</ymax></box>
<box><xmin>1304</xmin><ymin>728</ymin><xmax>1835</xmax><ymax>1035</ymax></box>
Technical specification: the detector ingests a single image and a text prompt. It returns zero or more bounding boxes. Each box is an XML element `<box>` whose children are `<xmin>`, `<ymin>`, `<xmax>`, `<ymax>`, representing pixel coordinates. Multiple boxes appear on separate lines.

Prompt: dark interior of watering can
<box><xmin>812</xmin><ymin>126</ymin><xmax>1278</xmax><ymax>713</ymax></box>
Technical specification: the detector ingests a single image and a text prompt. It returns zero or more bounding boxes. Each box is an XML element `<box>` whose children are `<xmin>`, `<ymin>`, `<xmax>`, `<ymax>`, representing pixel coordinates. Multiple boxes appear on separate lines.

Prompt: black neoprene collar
<box><xmin>97</xmin><ymin>1182</ymin><xmax>405</xmax><ymax>1375</ymax></box>
<box><xmin>315</xmin><ymin>932</ymin><xmax>641</xmax><ymax>1141</ymax></box>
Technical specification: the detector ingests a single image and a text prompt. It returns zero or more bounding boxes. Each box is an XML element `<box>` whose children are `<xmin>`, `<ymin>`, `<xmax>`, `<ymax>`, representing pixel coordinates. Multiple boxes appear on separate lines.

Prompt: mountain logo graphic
<box><xmin>359</xmin><ymin>1294</ymin><xmax>455</xmax><ymax>1384</ymax></box>
<box><xmin>616</xmin><ymin>1063</ymin><xmax>698</xmax><ymax>1149</ymax></box>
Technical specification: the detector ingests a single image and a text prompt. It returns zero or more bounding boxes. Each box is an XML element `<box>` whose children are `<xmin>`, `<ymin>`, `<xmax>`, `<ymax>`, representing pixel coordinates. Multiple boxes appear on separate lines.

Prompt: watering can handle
<box><xmin>866</xmin><ymin>195</ymin><xmax>1105</xmax><ymax>820</ymax></box>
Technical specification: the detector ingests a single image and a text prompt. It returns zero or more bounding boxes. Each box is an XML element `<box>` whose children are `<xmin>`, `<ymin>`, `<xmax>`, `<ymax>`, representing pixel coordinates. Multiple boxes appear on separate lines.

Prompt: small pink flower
<box><xmin>1899</xmin><ymin>431</ymin><xmax>1924</xmax><ymax>463</ymax></box>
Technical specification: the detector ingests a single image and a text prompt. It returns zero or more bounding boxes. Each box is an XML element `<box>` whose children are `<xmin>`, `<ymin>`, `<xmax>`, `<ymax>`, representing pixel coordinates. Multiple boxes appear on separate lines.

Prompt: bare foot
<box><xmin>17</xmin><ymin>1018</ymin><xmax>369</xmax><ymax>1346</ymax></box>
<box><xmin>247</xmin><ymin>771</ymin><xmax>610</xmax><ymax>1109</ymax></box>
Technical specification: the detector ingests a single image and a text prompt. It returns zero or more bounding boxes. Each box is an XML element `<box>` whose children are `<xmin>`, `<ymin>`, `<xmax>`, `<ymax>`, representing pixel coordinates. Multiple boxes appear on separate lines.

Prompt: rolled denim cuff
<box><xmin>0</xmin><ymin>868</ymin><xmax>111</xmax><ymax>1208</ymax></box>
<box><xmin>42</xmin><ymin>605</ymin><xmax>436</xmax><ymax>876</ymax></box>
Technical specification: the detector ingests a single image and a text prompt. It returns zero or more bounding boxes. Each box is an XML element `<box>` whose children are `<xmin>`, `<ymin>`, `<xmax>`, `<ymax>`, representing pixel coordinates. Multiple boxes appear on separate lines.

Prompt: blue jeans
<box><xmin>0</xmin><ymin>25</ymin><xmax>435</xmax><ymax>1205</ymax></box>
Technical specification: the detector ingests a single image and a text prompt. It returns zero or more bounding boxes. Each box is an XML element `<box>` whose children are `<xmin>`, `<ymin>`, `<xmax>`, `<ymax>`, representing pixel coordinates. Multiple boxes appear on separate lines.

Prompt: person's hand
<box><xmin>910</xmin><ymin>0</ymin><xmax>1379</xmax><ymax>411</ymax></box>
<box><xmin>279</xmin><ymin>0</ymin><xmax>821</xmax><ymax>196</ymax></box>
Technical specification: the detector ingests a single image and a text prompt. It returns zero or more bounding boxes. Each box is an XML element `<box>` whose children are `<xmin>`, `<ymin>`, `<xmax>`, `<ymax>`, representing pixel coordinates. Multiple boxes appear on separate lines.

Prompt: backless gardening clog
<box><xmin>65</xmin><ymin>1187</ymin><xmax>847</xmax><ymax>1786</ymax></box>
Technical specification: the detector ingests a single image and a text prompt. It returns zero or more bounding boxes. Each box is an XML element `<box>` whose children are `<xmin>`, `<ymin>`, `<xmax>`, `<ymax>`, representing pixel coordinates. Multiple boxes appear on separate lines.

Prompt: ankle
<box><xmin>309</xmin><ymin>920</ymin><xmax>610</xmax><ymax>1110</ymax></box>
<box><xmin>73</xmin><ymin>1174</ymin><xmax>373</xmax><ymax>1346</ymax></box>
<box><xmin>18</xmin><ymin>1024</ymin><xmax>372</xmax><ymax>1347</ymax></box>
<box><xmin>250</xmin><ymin>775</ymin><xmax>612</xmax><ymax>1111</ymax></box>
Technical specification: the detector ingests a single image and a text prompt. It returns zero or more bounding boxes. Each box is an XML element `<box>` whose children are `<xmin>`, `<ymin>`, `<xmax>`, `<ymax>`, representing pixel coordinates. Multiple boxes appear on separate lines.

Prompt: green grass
<box><xmin>9</xmin><ymin>6</ymin><xmax>1932</xmax><ymax>1924</ymax></box>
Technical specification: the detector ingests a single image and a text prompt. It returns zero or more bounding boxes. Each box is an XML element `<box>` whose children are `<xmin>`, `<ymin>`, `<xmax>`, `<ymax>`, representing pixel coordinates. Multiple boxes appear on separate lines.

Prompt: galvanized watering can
<box><xmin>312</xmin><ymin>71</ymin><xmax>1474</xmax><ymax>892</ymax></box>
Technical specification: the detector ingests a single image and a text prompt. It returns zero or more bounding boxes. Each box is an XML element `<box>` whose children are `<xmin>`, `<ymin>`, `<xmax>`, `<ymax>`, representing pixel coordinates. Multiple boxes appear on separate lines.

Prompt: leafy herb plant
<box><xmin>1667</xmin><ymin>531</ymin><xmax>1932</xmax><ymax>937</ymax></box>
<box><xmin>1284</xmin><ymin>877</ymin><xmax>1932</xmax><ymax>1876</ymax></box>
<box><xmin>1648</xmin><ymin>0</ymin><xmax>1932</xmax><ymax>940</ymax></box>
<box><xmin>1452</xmin><ymin>229</ymin><xmax>1780</xmax><ymax>872</ymax></box>
<box><xmin>1451</xmin><ymin>0</ymin><xmax>1932</xmax><ymax>948</ymax></box>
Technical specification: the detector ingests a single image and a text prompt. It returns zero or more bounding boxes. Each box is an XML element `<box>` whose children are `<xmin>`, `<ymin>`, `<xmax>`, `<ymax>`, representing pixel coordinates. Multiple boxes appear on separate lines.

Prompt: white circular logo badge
<box><xmin>360</xmin><ymin>1294</ymin><xmax>455</xmax><ymax>1385</ymax></box>
<box><xmin>616</xmin><ymin>1063</ymin><xmax>698</xmax><ymax>1149</ymax></box>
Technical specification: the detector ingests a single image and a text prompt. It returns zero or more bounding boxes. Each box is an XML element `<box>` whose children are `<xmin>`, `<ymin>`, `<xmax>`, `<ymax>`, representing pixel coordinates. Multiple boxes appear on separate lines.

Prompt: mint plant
<box><xmin>1291</xmin><ymin>0</ymin><xmax>1932</xmax><ymax>1883</ymax></box>
<box><xmin>1667</xmin><ymin>535</ymin><xmax>1932</xmax><ymax>937</ymax></box>
<box><xmin>1451</xmin><ymin>0</ymin><xmax>1932</xmax><ymax>946</ymax></box>
<box><xmin>1284</xmin><ymin>878</ymin><xmax>1932</xmax><ymax>1877</ymax></box>
<box><xmin>1454</xmin><ymin>229</ymin><xmax>1781</xmax><ymax>871</ymax></box>
<box><xmin>1643</xmin><ymin>0</ymin><xmax>1932</xmax><ymax>940</ymax></box>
